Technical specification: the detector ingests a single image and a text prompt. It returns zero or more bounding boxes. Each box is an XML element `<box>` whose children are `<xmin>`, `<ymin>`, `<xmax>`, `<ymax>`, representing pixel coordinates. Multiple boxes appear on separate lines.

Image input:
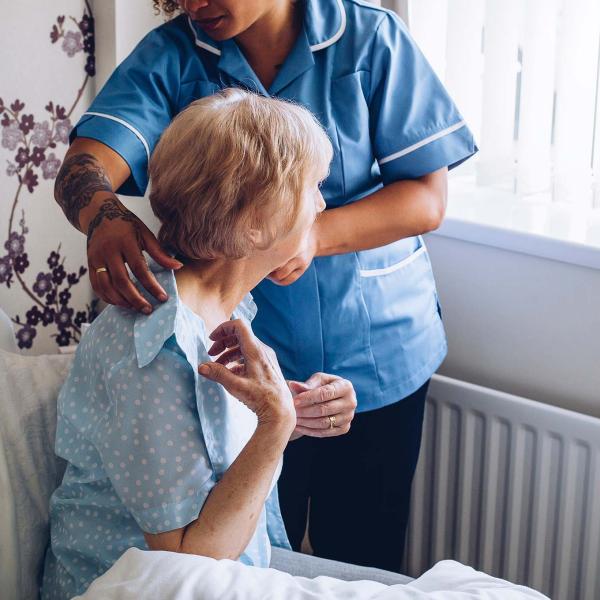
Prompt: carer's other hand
<box><xmin>289</xmin><ymin>372</ymin><xmax>357</xmax><ymax>438</ymax></box>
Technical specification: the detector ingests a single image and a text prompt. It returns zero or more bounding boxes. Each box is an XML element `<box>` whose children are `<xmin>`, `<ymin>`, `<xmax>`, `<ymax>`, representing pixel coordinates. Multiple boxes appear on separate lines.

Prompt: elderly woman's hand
<box><xmin>198</xmin><ymin>319</ymin><xmax>296</xmax><ymax>431</ymax></box>
<box><xmin>288</xmin><ymin>372</ymin><xmax>357</xmax><ymax>439</ymax></box>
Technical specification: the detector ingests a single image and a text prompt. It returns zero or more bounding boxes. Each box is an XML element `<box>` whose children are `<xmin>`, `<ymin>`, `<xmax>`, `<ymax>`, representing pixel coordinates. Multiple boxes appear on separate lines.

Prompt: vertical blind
<box><xmin>382</xmin><ymin>0</ymin><xmax>600</xmax><ymax>210</ymax></box>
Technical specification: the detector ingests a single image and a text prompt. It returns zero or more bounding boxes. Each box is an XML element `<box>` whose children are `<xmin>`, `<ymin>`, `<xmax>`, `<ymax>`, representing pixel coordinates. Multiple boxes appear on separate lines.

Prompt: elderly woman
<box><xmin>41</xmin><ymin>89</ymin><xmax>360</xmax><ymax>599</ymax></box>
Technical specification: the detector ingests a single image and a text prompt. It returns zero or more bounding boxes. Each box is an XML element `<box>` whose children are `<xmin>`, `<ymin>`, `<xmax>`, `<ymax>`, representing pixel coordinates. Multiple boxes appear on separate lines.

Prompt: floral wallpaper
<box><xmin>0</xmin><ymin>1</ymin><xmax>98</xmax><ymax>352</ymax></box>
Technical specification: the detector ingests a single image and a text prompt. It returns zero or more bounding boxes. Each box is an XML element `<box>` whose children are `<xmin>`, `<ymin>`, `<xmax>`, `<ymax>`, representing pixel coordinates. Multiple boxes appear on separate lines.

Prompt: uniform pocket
<box><xmin>357</xmin><ymin>237</ymin><xmax>425</xmax><ymax>278</ymax></box>
<box><xmin>356</xmin><ymin>236</ymin><xmax>442</xmax><ymax>389</ymax></box>
<box><xmin>357</xmin><ymin>236</ymin><xmax>438</xmax><ymax>326</ymax></box>
<box><xmin>359</xmin><ymin>245</ymin><xmax>427</xmax><ymax>278</ymax></box>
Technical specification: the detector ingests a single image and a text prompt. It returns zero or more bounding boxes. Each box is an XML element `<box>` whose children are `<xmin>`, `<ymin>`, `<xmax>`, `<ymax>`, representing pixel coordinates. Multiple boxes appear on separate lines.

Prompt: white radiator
<box><xmin>403</xmin><ymin>374</ymin><xmax>600</xmax><ymax>600</ymax></box>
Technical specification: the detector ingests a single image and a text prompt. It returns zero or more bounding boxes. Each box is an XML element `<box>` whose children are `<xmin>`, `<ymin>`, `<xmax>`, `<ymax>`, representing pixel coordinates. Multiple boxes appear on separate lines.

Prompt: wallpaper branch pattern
<box><xmin>1</xmin><ymin>1</ymin><xmax>98</xmax><ymax>350</ymax></box>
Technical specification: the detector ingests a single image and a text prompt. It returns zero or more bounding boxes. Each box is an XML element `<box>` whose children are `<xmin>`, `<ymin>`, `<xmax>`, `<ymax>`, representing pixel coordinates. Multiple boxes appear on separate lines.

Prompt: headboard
<box><xmin>0</xmin><ymin>308</ymin><xmax>17</xmax><ymax>353</ymax></box>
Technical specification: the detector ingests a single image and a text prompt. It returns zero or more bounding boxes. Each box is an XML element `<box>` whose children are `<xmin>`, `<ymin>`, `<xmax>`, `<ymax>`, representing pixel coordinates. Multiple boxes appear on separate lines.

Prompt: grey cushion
<box><xmin>269</xmin><ymin>547</ymin><xmax>412</xmax><ymax>585</ymax></box>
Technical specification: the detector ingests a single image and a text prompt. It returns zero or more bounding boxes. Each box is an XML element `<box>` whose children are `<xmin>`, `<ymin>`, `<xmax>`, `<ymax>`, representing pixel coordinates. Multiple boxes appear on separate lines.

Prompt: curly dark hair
<box><xmin>152</xmin><ymin>0</ymin><xmax>181</xmax><ymax>16</ymax></box>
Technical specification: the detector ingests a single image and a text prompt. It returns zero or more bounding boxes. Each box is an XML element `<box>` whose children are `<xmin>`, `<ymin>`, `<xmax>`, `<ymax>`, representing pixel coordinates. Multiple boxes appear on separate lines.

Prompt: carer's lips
<box><xmin>196</xmin><ymin>15</ymin><xmax>226</xmax><ymax>31</ymax></box>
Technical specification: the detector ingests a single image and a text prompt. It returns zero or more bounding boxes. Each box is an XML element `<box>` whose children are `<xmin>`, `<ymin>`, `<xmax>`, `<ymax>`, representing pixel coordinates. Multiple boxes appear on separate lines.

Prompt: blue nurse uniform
<box><xmin>71</xmin><ymin>0</ymin><xmax>477</xmax><ymax>412</ymax></box>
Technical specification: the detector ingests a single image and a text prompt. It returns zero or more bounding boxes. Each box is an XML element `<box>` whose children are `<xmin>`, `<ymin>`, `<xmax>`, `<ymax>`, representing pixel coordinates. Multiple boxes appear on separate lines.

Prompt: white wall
<box><xmin>426</xmin><ymin>232</ymin><xmax>600</xmax><ymax>418</ymax></box>
<box><xmin>92</xmin><ymin>0</ymin><xmax>164</xmax><ymax>91</ymax></box>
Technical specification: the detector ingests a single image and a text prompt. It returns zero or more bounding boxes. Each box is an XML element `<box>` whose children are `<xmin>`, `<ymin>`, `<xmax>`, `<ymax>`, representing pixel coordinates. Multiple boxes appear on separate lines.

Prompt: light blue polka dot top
<box><xmin>41</xmin><ymin>259</ymin><xmax>292</xmax><ymax>600</ymax></box>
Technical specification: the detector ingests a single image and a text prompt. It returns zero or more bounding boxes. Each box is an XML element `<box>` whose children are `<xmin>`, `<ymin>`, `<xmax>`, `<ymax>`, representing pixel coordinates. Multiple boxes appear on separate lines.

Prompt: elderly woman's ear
<box><xmin>246</xmin><ymin>228</ymin><xmax>264</xmax><ymax>249</ymax></box>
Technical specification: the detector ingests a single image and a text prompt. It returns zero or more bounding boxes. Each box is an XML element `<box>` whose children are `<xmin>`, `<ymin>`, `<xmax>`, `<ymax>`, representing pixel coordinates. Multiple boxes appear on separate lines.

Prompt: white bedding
<box><xmin>76</xmin><ymin>547</ymin><xmax>549</xmax><ymax>600</ymax></box>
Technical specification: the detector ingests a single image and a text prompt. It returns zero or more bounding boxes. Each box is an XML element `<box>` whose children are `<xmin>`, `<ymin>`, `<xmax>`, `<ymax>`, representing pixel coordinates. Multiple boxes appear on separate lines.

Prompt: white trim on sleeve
<box><xmin>378</xmin><ymin>120</ymin><xmax>466</xmax><ymax>166</ymax></box>
<box><xmin>82</xmin><ymin>112</ymin><xmax>150</xmax><ymax>161</ymax></box>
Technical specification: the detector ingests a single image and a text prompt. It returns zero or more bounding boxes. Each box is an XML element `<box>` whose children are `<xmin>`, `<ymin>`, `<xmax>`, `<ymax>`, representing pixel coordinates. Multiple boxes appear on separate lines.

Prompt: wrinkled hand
<box><xmin>267</xmin><ymin>224</ymin><xmax>319</xmax><ymax>286</ymax></box>
<box><xmin>288</xmin><ymin>372</ymin><xmax>357</xmax><ymax>440</ymax></box>
<box><xmin>198</xmin><ymin>319</ymin><xmax>296</xmax><ymax>430</ymax></box>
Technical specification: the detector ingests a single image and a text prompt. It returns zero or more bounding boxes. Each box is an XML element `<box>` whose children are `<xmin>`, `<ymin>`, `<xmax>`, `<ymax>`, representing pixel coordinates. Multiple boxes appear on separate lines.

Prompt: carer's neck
<box><xmin>235</xmin><ymin>0</ymin><xmax>302</xmax><ymax>77</ymax></box>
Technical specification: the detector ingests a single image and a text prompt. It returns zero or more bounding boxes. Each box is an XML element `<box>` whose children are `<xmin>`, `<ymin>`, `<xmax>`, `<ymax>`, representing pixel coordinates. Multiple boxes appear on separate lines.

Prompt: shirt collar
<box><xmin>186</xmin><ymin>0</ymin><xmax>346</xmax><ymax>57</ymax></box>
<box><xmin>133</xmin><ymin>258</ymin><xmax>257</xmax><ymax>368</ymax></box>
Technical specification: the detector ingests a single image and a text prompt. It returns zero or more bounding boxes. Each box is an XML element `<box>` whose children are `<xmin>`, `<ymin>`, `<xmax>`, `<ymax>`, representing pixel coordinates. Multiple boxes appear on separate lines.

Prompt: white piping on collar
<box><xmin>187</xmin><ymin>16</ymin><xmax>222</xmax><ymax>56</ymax></box>
<box><xmin>187</xmin><ymin>0</ymin><xmax>346</xmax><ymax>57</ymax></box>
<box><xmin>309</xmin><ymin>0</ymin><xmax>346</xmax><ymax>52</ymax></box>
<box><xmin>82</xmin><ymin>112</ymin><xmax>150</xmax><ymax>160</ymax></box>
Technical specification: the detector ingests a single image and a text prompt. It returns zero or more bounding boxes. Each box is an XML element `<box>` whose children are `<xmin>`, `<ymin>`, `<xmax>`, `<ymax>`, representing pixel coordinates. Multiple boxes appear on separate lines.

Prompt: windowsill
<box><xmin>429</xmin><ymin>176</ymin><xmax>600</xmax><ymax>271</ymax></box>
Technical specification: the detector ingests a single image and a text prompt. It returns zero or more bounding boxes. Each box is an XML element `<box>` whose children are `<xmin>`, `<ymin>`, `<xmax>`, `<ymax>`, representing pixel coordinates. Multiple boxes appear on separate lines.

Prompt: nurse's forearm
<box><xmin>54</xmin><ymin>137</ymin><xmax>131</xmax><ymax>232</ymax></box>
<box><xmin>315</xmin><ymin>168</ymin><xmax>448</xmax><ymax>256</ymax></box>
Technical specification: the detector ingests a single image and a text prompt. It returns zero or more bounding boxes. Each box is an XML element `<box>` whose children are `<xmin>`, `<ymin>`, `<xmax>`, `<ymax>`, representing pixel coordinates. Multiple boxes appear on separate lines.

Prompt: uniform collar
<box><xmin>133</xmin><ymin>258</ymin><xmax>257</xmax><ymax>369</ymax></box>
<box><xmin>186</xmin><ymin>0</ymin><xmax>346</xmax><ymax>57</ymax></box>
<box><xmin>216</xmin><ymin>28</ymin><xmax>315</xmax><ymax>96</ymax></box>
<box><xmin>304</xmin><ymin>0</ymin><xmax>346</xmax><ymax>51</ymax></box>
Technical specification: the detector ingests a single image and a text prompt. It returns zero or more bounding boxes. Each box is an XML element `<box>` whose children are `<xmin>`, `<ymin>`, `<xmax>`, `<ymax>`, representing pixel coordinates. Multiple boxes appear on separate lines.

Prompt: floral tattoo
<box><xmin>55</xmin><ymin>152</ymin><xmax>113</xmax><ymax>230</ymax></box>
<box><xmin>86</xmin><ymin>197</ymin><xmax>143</xmax><ymax>248</ymax></box>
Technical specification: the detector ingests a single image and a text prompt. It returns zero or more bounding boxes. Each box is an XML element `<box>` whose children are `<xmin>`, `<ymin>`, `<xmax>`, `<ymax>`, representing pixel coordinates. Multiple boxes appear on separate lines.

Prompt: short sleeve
<box><xmin>70</xmin><ymin>29</ymin><xmax>179</xmax><ymax>196</ymax></box>
<box><xmin>369</xmin><ymin>13</ymin><xmax>478</xmax><ymax>183</ymax></box>
<box><xmin>98</xmin><ymin>348</ymin><xmax>214</xmax><ymax>534</ymax></box>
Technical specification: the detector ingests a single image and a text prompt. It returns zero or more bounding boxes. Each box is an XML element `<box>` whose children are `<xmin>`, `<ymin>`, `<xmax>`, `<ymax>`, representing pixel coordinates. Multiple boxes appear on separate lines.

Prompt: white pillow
<box><xmin>0</xmin><ymin>349</ymin><xmax>73</xmax><ymax>600</ymax></box>
<box><xmin>76</xmin><ymin>548</ymin><xmax>550</xmax><ymax>600</ymax></box>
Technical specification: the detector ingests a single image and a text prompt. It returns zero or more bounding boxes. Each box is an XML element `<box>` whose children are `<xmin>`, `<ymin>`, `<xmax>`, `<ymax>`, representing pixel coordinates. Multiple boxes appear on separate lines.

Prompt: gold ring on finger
<box><xmin>328</xmin><ymin>414</ymin><xmax>336</xmax><ymax>429</ymax></box>
<box><xmin>96</xmin><ymin>266</ymin><xmax>108</xmax><ymax>274</ymax></box>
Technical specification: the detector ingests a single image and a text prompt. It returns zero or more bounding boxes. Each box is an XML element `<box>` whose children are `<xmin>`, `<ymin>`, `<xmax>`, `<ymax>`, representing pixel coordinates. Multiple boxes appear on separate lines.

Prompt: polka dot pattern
<box><xmin>41</xmin><ymin>263</ymin><xmax>291</xmax><ymax>600</ymax></box>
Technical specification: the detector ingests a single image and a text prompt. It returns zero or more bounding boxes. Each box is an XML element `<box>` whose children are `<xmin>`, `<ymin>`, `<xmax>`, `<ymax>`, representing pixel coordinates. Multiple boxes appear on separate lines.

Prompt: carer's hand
<box><xmin>86</xmin><ymin>194</ymin><xmax>183</xmax><ymax>312</ymax></box>
<box><xmin>288</xmin><ymin>372</ymin><xmax>357</xmax><ymax>438</ymax></box>
<box><xmin>267</xmin><ymin>222</ymin><xmax>319</xmax><ymax>286</ymax></box>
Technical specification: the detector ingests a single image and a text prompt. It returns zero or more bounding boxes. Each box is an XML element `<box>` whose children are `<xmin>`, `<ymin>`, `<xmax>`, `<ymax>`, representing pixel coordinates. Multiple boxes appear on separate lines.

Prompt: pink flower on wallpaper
<box><xmin>2</xmin><ymin>122</ymin><xmax>23</xmax><ymax>151</ymax></box>
<box><xmin>62</xmin><ymin>30</ymin><xmax>83</xmax><ymax>57</ymax></box>
<box><xmin>42</xmin><ymin>153</ymin><xmax>61</xmax><ymax>179</ymax></box>
<box><xmin>30</xmin><ymin>121</ymin><xmax>52</xmax><ymax>148</ymax></box>
<box><xmin>55</xmin><ymin>118</ymin><xmax>72</xmax><ymax>144</ymax></box>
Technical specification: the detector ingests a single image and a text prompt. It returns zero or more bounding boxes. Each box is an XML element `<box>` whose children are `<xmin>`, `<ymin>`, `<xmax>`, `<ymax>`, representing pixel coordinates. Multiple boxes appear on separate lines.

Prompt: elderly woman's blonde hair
<box><xmin>149</xmin><ymin>88</ymin><xmax>333</xmax><ymax>261</ymax></box>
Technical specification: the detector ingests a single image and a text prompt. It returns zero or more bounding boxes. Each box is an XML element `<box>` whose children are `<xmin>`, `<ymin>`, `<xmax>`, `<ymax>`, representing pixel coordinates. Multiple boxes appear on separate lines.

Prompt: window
<box><xmin>383</xmin><ymin>0</ymin><xmax>600</xmax><ymax>249</ymax></box>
